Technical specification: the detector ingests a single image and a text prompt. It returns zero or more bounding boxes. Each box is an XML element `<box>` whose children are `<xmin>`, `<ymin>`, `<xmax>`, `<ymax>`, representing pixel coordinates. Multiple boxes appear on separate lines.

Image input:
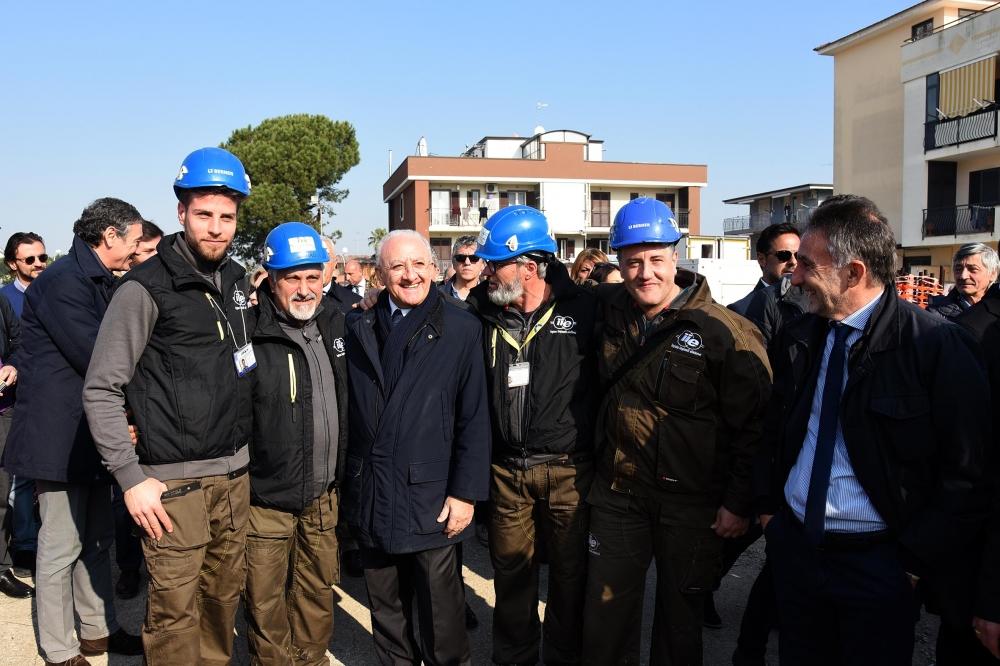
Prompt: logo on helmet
<box><xmin>668</xmin><ymin>217</ymin><xmax>679</xmax><ymax>233</ymax></box>
<box><xmin>287</xmin><ymin>236</ymin><xmax>316</xmax><ymax>254</ymax></box>
<box><xmin>175</xmin><ymin>165</ymin><xmax>188</xmax><ymax>182</ymax></box>
<box><xmin>477</xmin><ymin>227</ymin><xmax>490</xmax><ymax>246</ymax></box>
<box><xmin>505</xmin><ymin>235</ymin><xmax>519</xmax><ymax>252</ymax></box>
<box><xmin>264</xmin><ymin>246</ymin><xmax>275</xmax><ymax>263</ymax></box>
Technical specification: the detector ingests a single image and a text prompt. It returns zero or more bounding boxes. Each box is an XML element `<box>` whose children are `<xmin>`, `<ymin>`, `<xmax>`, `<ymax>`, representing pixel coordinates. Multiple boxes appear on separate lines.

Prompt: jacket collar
<box><xmin>71</xmin><ymin>235</ymin><xmax>114</xmax><ymax>282</ymax></box>
<box><xmin>472</xmin><ymin>257</ymin><xmax>581</xmax><ymax>325</ymax></box>
<box><xmin>156</xmin><ymin>232</ymin><xmax>244</xmax><ymax>294</ymax></box>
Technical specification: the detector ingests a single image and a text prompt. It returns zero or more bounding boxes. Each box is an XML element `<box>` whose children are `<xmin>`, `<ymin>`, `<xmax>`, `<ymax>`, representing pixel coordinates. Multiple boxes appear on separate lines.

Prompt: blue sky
<box><xmin>0</xmin><ymin>1</ymin><xmax>914</xmax><ymax>256</ymax></box>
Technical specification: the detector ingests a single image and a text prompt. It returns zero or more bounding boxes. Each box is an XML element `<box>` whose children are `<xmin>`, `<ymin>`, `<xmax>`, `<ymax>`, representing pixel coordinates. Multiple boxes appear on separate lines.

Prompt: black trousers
<box><xmin>362</xmin><ymin>543</ymin><xmax>470</xmax><ymax>666</ymax></box>
<box><xmin>766</xmin><ymin>511</ymin><xmax>917</xmax><ymax>666</ymax></box>
<box><xmin>0</xmin><ymin>412</ymin><xmax>12</xmax><ymax>571</ymax></box>
<box><xmin>936</xmin><ymin>618</ymin><xmax>997</xmax><ymax>665</ymax></box>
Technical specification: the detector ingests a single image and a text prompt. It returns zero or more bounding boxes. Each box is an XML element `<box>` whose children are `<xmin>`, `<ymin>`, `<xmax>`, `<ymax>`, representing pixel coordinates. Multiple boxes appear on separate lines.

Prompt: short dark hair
<box><xmin>452</xmin><ymin>235</ymin><xmax>478</xmax><ymax>256</ymax></box>
<box><xmin>589</xmin><ymin>262</ymin><xmax>620</xmax><ymax>283</ymax></box>
<box><xmin>140</xmin><ymin>220</ymin><xmax>164</xmax><ymax>243</ymax></box>
<box><xmin>805</xmin><ymin>194</ymin><xmax>896</xmax><ymax>287</ymax></box>
<box><xmin>4</xmin><ymin>232</ymin><xmax>44</xmax><ymax>264</ymax></box>
<box><xmin>72</xmin><ymin>198</ymin><xmax>146</xmax><ymax>247</ymax></box>
<box><xmin>756</xmin><ymin>222</ymin><xmax>800</xmax><ymax>255</ymax></box>
<box><xmin>176</xmin><ymin>186</ymin><xmax>245</xmax><ymax>209</ymax></box>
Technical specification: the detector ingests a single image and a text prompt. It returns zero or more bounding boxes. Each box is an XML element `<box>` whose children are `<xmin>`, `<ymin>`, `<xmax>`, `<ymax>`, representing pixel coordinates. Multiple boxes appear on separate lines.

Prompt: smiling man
<box><xmin>84</xmin><ymin>147</ymin><xmax>255</xmax><ymax>665</ymax></box>
<box><xmin>927</xmin><ymin>243</ymin><xmax>1000</xmax><ymax>321</ymax></box>
<box><xmin>343</xmin><ymin>229</ymin><xmax>489</xmax><ymax>665</ymax></box>
<box><xmin>581</xmin><ymin>197</ymin><xmax>771</xmax><ymax>666</ymax></box>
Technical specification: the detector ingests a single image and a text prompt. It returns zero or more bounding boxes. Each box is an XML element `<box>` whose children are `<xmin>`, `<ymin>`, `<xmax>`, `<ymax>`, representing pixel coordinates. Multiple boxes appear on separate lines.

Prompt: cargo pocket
<box><xmin>153</xmin><ymin>480</ymin><xmax>212</xmax><ymax>551</ymax></box>
<box><xmin>657</xmin><ymin>356</ymin><xmax>703</xmax><ymax>415</ymax></box>
<box><xmin>409</xmin><ymin>459</ymin><xmax>450</xmax><ymax>535</ymax></box>
<box><xmin>666</xmin><ymin>525</ymin><xmax>724</xmax><ymax>596</ymax></box>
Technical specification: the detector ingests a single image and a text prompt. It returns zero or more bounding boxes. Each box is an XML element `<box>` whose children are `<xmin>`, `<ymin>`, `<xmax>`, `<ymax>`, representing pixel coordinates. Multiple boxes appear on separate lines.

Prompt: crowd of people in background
<box><xmin>1</xmin><ymin>144</ymin><xmax>1000</xmax><ymax>666</ymax></box>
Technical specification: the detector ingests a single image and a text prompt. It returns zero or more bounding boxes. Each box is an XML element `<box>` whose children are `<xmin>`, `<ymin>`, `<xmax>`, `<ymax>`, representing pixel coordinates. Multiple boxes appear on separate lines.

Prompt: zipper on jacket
<box><xmin>288</xmin><ymin>353</ymin><xmax>298</xmax><ymax>422</ymax></box>
<box><xmin>205</xmin><ymin>293</ymin><xmax>225</xmax><ymax>341</ymax></box>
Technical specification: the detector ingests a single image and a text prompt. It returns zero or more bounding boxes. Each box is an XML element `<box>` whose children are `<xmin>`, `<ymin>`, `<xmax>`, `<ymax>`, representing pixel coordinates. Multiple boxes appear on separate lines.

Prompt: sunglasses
<box><xmin>769</xmin><ymin>250</ymin><xmax>794</xmax><ymax>262</ymax></box>
<box><xmin>17</xmin><ymin>254</ymin><xmax>48</xmax><ymax>266</ymax></box>
<box><xmin>453</xmin><ymin>254</ymin><xmax>481</xmax><ymax>264</ymax></box>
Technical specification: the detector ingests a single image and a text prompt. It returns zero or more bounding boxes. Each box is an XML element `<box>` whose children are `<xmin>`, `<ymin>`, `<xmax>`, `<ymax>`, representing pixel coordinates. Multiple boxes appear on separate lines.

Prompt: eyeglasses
<box><xmin>485</xmin><ymin>258</ymin><xmax>519</xmax><ymax>272</ymax></box>
<box><xmin>769</xmin><ymin>250</ymin><xmax>794</xmax><ymax>262</ymax></box>
<box><xmin>17</xmin><ymin>254</ymin><xmax>48</xmax><ymax>266</ymax></box>
<box><xmin>452</xmin><ymin>254</ymin><xmax>481</xmax><ymax>264</ymax></box>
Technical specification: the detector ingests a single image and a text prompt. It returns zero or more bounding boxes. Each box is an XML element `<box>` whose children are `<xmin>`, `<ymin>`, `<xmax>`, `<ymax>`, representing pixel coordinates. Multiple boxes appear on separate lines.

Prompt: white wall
<box><xmin>901</xmin><ymin>78</ymin><xmax>930</xmax><ymax>248</ymax></box>
<box><xmin>483</xmin><ymin>138</ymin><xmax>524</xmax><ymax>158</ymax></box>
<box><xmin>539</xmin><ymin>181</ymin><xmax>587</xmax><ymax>233</ymax></box>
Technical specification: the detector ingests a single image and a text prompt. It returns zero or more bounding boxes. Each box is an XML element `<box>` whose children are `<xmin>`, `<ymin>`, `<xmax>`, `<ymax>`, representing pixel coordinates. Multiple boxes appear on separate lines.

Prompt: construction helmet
<box><xmin>173</xmin><ymin>147</ymin><xmax>251</xmax><ymax>199</ymax></box>
<box><xmin>609</xmin><ymin>197</ymin><xmax>681</xmax><ymax>250</ymax></box>
<box><xmin>476</xmin><ymin>205</ymin><xmax>557</xmax><ymax>261</ymax></box>
<box><xmin>262</xmin><ymin>222</ymin><xmax>329</xmax><ymax>270</ymax></box>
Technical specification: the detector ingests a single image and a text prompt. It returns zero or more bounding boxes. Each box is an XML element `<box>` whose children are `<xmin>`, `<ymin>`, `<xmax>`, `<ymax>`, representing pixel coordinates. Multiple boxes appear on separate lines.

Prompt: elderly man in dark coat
<box><xmin>3</xmin><ymin>198</ymin><xmax>145</xmax><ymax>666</ymax></box>
<box><xmin>343</xmin><ymin>229</ymin><xmax>490</xmax><ymax>666</ymax></box>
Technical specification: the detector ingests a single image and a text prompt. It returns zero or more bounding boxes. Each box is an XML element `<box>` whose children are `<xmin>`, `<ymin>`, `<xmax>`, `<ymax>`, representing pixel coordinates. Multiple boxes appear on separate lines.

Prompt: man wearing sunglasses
<box><xmin>2</xmin><ymin>232</ymin><xmax>48</xmax><ymax>318</ymax></box>
<box><xmin>440</xmin><ymin>235</ymin><xmax>484</xmax><ymax>301</ymax></box>
<box><xmin>730</xmin><ymin>223</ymin><xmax>800</xmax><ymax>316</ymax></box>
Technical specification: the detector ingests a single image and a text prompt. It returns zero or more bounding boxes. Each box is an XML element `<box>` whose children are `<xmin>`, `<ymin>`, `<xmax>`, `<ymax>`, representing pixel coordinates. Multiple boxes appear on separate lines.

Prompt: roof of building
<box><xmin>814</xmin><ymin>0</ymin><xmax>994</xmax><ymax>55</ymax></box>
<box><xmin>723</xmin><ymin>183</ymin><xmax>833</xmax><ymax>205</ymax></box>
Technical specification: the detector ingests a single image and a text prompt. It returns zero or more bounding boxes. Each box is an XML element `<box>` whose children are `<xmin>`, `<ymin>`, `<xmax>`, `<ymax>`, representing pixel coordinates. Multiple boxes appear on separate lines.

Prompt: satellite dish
<box><xmin>416</xmin><ymin>136</ymin><xmax>428</xmax><ymax>156</ymax></box>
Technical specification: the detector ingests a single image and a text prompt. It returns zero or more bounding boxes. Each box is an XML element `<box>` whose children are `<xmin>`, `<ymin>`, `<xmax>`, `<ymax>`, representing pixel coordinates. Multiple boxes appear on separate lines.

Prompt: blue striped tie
<box><xmin>803</xmin><ymin>323</ymin><xmax>852</xmax><ymax>545</ymax></box>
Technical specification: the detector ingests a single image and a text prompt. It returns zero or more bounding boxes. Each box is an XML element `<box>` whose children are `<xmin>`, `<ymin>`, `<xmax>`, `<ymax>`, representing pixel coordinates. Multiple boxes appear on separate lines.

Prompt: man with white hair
<box><xmin>342</xmin><ymin>229</ymin><xmax>490</xmax><ymax>665</ymax></box>
<box><xmin>320</xmin><ymin>235</ymin><xmax>361</xmax><ymax>314</ymax></box>
<box><xmin>242</xmin><ymin>223</ymin><xmax>348</xmax><ymax>665</ymax></box>
<box><xmin>927</xmin><ymin>242</ymin><xmax>1000</xmax><ymax>321</ymax></box>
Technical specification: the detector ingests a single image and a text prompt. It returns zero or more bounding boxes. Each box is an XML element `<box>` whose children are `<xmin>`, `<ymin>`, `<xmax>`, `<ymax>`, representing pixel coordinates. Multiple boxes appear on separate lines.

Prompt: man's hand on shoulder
<box><xmin>974</xmin><ymin>617</ymin><xmax>1000</xmax><ymax>659</ymax></box>
<box><xmin>355</xmin><ymin>287</ymin><xmax>383</xmax><ymax>311</ymax></box>
<box><xmin>124</xmin><ymin>478</ymin><xmax>173</xmax><ymax>540</ymax></box>
<box><xmin>712</xmin><ymin>505</ymin><xmax>749</xmax><ymax>538</ymax></box>
<box><xmin>437</xmin><ymin>496</ymin><xmax>474</xmax><ymax>538</ymax></box>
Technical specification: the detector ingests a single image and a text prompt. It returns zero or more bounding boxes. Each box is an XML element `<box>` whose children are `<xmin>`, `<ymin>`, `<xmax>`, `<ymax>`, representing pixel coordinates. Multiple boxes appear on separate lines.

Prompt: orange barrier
<box><xmin>895</xmin><ymin>275</ymin><xmax>943</xmax><ymax>309</ymax></box>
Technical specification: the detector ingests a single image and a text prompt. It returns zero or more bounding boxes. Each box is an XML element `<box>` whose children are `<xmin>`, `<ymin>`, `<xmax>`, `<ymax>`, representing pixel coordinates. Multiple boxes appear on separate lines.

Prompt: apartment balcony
<box><xmin>429</xmin><ymin>207</ymin><xmax>486</xmax><ymax>229</ymax></box>
<box><xmin>588</xmin><ymin>208</ymin><xmax>689</xmax><ymax>230</ymax></box>
<box><xmin>925</xmin><ymin>107</ymin><xmax>998</xmax><ymax>152</ymax></box>
<box><xmin>922</xmin><ymin>204</ymin><xmax>996</xmax><ymax>238</ymax></box>
<box><xmin>724</xmin><ymin>208</ymin><xmax>818</xmax><ymax>235</ymax></box>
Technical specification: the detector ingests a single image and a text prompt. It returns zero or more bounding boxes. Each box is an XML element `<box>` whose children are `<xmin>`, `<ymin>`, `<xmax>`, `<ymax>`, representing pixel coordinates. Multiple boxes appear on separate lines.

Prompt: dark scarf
<box><xmin>376</xmin><ymin>286</ymin><xmax>440</xmax><ymax>393</ymax></box>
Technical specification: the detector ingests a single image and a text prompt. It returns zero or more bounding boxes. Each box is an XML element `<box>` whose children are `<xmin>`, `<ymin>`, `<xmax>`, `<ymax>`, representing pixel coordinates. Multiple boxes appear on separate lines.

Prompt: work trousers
<box><xmin>142</xmin><ymin>470</ymin><xmax>249</xmax><ymax>666</ymax></box>
<box><xmin>489</xmin><ymin>457</ymin><xmax>592</xmax><ymax>665</ymax></box>
<box><xmin>766</xmin><ymin>510</ymin><xmax>916</xmax><ymax>666</ymax></box>
<box><xmin>363</xmin><ymin>543</ymin><xmax>471</xmax><ymax>666</ymax></box>
<box><xmin>582</xmin><ymin>498</ymin><xmax>723</xmax><ymax>666</ymax></box>
<box><xmin>245</xmin><ymin>489</ymin><xmax>340</xmax><ymax>666</ymax></box>
<box><xmin>35</xmin><ymin>480</ymin><xmax>118</xmax><ymax>663</ymax></box>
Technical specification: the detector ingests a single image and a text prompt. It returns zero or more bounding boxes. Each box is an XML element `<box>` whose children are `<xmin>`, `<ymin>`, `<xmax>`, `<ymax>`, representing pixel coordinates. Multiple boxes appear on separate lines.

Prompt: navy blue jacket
<box><xmin>3</xmin><ymin>235</ymin><xmax>115</xmax><ymax>483</ymax></box>
<box><xmin>342</xmin><ymin>292</ymin><xmax>491</xmax><ymax>554</ymax></box>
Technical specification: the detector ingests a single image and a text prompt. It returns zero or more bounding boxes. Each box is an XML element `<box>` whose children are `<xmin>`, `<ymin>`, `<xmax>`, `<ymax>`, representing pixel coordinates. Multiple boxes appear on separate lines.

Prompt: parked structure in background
<box><xmin>382</xmin><ymin>128</ymin><xmax>707</xmax><ymax>271</ymax></box>
<box><xmin>722</xmin><ymin>184</ymin><xmax>833</xmax><ymax>248</ymax></box>
<box><xmin>816</xmin><ymin>0</ymin><xmax>996</xmax><ymax>280</ymax></box>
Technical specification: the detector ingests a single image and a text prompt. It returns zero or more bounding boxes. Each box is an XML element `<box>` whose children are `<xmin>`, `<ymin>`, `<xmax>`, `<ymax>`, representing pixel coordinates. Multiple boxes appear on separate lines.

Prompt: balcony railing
<box><xmin>925</xmin><ymin>107</ymin><xmax>998</xmax><ymax>151</ymax></box>
<box><xmin>724</xmin><ymin>208</ymin><xmax>819</xmax><ymax>235</ymax></box>
<box><xmin>922</xmin><ymin>204</ymin><xmax>996</xmax><ymax>238</ymax></box>
<box><xmin>429</xmin><ymin>207</ymin><xmax>487</xmax><ymax>227</ymax></box>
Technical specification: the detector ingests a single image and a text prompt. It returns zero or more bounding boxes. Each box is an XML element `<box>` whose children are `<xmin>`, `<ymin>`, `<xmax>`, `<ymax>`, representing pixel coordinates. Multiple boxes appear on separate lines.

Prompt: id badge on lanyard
<box><xmin>234</xmin><ymin>343</ymin><xmax>257</xmax><ymax>377</ymax></box>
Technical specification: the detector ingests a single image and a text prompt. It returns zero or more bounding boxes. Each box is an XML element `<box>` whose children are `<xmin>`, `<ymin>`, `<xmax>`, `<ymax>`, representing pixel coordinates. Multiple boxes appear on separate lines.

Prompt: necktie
<box><xmin>803</xmin><ymin>323</ymin><xmax>852</xmax><ymax>545</ymax></box>
<box><xmin>390</xmin><ymin>308</ymin><xmax>404</xmax><ymax>328</ymax></box>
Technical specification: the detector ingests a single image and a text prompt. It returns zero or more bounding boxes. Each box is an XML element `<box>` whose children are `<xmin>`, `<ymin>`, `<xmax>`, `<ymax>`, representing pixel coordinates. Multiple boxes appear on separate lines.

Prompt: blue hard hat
<box><xmin>609</xmin><ymin>198</ymin><xmax>682</xmax><ymax>250</ymax></box>
<box><xmin>174</xmin><ymin>147</ymin><xmax>251</xmax><ymax>199</ymax></box>
<box><xmin>476</xmin><ymin>205</ymin><xmax>557</xmax><ymax>261</ymax></box>
<box><xmin>262</xmin><ymin>222</ymin><xmax>329</xmax><ymax>270</ymax></box>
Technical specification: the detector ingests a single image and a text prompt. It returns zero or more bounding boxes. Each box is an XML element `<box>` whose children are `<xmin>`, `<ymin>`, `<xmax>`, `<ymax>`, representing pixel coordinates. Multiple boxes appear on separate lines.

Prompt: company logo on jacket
<box><xmin>550</xmin><ymin>315</ymin><xmax>576</xmax><ymax>334</ymax></box>
<box><xmin>670</xmin><ymin>330</ymin><xmax>703</xmax><ymax>356</ymax></box>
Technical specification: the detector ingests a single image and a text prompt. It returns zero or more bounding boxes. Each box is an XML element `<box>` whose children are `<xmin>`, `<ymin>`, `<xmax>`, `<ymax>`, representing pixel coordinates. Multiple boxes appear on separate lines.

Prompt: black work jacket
<box><xmin>762</xmin><ymin>290</ymin><xmax>991</xmax><ymax>622</ymax></box>
<box><xmin>342</xmin><ymin>294</ymin><xmax>491</xmax><ymax>554</ymax></box>
<box><xmin>249</xmin><ymin>285</ymin><xmax>349</xmax><ymax>512</ymax></box>
<box><xmin>121</xmin><ymin>234</ymin><xmax>256</xmax><ymax>467</ymax></box>
<box><xmin>467</xmin><ymin>261</ymin><xmax>599</xmax><ymax>459</ymax></box>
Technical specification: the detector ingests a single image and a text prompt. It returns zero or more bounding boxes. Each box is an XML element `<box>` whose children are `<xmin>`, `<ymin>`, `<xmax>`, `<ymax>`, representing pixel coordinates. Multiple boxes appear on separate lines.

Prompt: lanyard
<box><xmin>205</xmin><ymin>292</ymin><xmax>250</xmax><ymax>349</ymax></box>
<box><xmin>490</xmin><ymin>303</ymin><xmax>556</xmax><ymax>367</ymax></box>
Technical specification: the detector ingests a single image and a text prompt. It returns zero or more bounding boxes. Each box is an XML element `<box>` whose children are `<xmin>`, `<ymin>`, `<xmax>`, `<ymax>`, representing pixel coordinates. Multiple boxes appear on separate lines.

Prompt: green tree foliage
<box><xmin>368</xmin><ymin>227</ymin><xmax>387</xmax><ymax>250</ymax></box>
<box><xmin>222</xmin><ymin>114</ymin><xmax>360</xmax><ymax>260</ymax></box>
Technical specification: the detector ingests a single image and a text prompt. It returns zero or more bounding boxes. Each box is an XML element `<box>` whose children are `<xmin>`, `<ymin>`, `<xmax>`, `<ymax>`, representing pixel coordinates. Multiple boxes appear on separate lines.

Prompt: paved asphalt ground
<box><xmin>0</xmin><ymin>537</ymin><xmax>941</xmax><ymax>665</ymax></box>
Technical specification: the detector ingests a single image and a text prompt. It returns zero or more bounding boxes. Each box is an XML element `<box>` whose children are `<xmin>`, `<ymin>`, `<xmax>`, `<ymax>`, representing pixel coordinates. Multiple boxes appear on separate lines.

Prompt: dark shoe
<box><xmin>342</xmin><ymin>548</ymin><xmax>363</xmax><ymax>578</ymax></box>
<box><xmin>79</xmin><ymin>628</ymin><xmax>144</xmax><ymax>656</ymax></box>
<box><xmin>0</xmin><ymin>569</ymin><xmax>34</xmax><ymax>598</ymax></box>
<box><xmin>44</xmin><ymin>656</ymin><xmax>91</xmax><ymax>666</ymax></box>
<box><xmin>465</xmin><ymin>602</ymin><xmax>478</xmax><ymax>630</ymax></box>
<box><xmin>11</xmin><ymin>549</ymin><xmax>35</xmax><ymax>578</ymax></box>
<box><xmin>703</xmin><ymin>594</ymin><xmax>723</xmax><ymax>629</ymax></box>
<box><xmin>115</xmin><ymin>569</ymin><xmax>141</xmax><ymax>599</ymax></box>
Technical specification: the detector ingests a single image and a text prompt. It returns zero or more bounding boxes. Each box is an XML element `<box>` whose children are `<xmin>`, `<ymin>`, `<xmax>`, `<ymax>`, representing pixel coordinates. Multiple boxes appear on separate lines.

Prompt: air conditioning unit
<box><xmin>486</xmin><ymin>183</ymin><xmax>498</xmax><ymax>193</ymax></box>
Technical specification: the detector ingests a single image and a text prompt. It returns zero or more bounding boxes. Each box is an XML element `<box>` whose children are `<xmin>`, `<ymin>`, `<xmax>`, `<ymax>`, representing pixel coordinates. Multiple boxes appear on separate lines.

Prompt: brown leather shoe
<box><xmin>79</xmin><ymin>628</ymin><xmax>143</xmax><ymax>656</ymax></box>
<box><xmin>44</xmin><ymin>656</ymin><xmax>91</xmax><ymax>666</ymax></box>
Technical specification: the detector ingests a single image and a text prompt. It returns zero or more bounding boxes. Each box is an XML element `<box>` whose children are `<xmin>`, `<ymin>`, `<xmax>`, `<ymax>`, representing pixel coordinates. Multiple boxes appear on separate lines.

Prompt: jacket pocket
<box><xmin>868</xmin><ymin>394</ymin><xmax>933</xmax><ymax>460</ymax></box>
<box><xmin>656</xmin><ymin>356</ymin><xmax>703</xmax><ymax>415</ymax></box>
<box><xmin>654</xmin><ymin>412</ymin><xmax>717</xmax><ymax>495</ymax></box>
<box><xmin>409</xmin><ymin>459</ymin><xmax>450</xmax><ymax>535</ymax></box>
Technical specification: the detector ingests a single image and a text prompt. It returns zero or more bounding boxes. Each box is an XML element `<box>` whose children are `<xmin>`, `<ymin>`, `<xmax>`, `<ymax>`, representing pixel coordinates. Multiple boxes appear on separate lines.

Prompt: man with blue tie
<box><xmin>759</xmin><ymin>195</ymin><xmax>991</xmax><ymax>665</ymax></box>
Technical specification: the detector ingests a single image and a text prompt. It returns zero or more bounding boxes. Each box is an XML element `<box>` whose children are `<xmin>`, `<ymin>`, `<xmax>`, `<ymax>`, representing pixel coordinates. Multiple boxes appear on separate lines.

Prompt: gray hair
<box><xmin>72</xmin><ymin>197</ymin><xmax>146</xmax><ymax>247</ymax></box>
<box><xmin>376</xmin><ymin>229</ymin><xmax>437</xmax><ymax>267</ymax></box>
<box><xmin>806</xmin><ymin>194</ymin><xmax>896</xmax><ymax>287</ymax></box>
<box><xmin>954</xmin><ymin>242</ymin><xmax>1000</xmax><ymax>280</ymax></box>
<box><xmin>516</xmin><ymin>254</ymin><xmax>548</xmax><ymax>279</ymax></box>
<box><xmin>452</xmin><ymin>235</ymin><xmax>479</xmax><ymax>257</ymax></box>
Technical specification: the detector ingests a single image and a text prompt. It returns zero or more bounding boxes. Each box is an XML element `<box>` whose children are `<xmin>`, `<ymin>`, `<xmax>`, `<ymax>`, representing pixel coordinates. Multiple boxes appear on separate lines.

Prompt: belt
<box><xmin>782</xmin><ymin>507</ymin><xmax>891</xmax><ymax>551</ymax></box>
<box><xmin>228</xmin><ymin>466</ymin><xmax>249</xmax><ymax>480</ymax></box>
<box><xmin>498</xmin><ymin>451</ymin><xmax>592</xmax><ymax>471</ymax></box>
